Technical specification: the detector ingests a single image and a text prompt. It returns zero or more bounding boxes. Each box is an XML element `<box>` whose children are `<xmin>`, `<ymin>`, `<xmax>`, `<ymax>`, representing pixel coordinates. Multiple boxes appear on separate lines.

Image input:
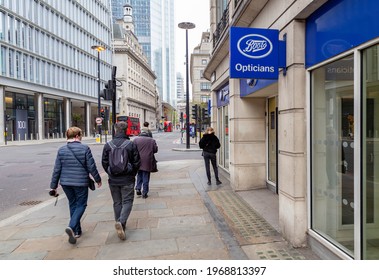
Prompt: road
<box><xmin>0</xmin><ymin>130</ymin><xmax>201</xmax><ymax>221</ymax></box>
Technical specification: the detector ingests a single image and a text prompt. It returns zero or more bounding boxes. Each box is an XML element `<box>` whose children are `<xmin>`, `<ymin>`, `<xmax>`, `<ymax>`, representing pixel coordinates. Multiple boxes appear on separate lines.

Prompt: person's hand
<box><xmin>49</xmin><ymin>189</ymin><xmax>58</xmax><ymax>197</ymax></box>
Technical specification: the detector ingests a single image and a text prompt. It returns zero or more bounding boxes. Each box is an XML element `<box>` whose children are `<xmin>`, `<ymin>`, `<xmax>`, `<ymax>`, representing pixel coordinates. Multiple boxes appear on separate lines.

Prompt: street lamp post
<box><xmin>178</xmin><ymin>22</ymin><xmax>195</xmax><ymax>149</ymax></box>
<box><xmin>91</xmin><ymin>45</ymin><xmax>105</xmax><ymax>142</ymax></box>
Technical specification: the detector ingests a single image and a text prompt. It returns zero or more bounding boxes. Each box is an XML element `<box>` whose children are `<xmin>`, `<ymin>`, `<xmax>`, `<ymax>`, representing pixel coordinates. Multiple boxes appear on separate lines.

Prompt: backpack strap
<box><xmin>108</xmin><ymin>140</ymin><xmax>130</xmax><ymax>149</ymax></box>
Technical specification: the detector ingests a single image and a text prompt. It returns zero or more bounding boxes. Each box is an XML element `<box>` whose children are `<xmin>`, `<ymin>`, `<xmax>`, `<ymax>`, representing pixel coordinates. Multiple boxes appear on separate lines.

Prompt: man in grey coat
<box><xmin>133</xmin><ymin>132</ymin><xmax>158</xmax><ymax>198</ymax></box>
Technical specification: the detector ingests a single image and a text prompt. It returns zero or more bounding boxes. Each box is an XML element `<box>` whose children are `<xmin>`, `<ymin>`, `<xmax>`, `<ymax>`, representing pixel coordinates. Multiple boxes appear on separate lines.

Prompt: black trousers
<box><xmin>203</xmin><ymin>151</ymin><xmax>219</xmax><ymax>182</ymax></box>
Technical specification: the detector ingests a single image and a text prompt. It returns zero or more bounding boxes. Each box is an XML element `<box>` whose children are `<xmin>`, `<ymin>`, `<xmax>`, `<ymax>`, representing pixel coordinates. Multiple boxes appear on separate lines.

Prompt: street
<box><xmin>0</xmin><ymin>131</ymin><xmax>201</xmax><ymax>221</ymax></box>
<box><xmin>0</xmin><ymin>130</ymin><xmax>320</xmax><ymax>261</ymax></box>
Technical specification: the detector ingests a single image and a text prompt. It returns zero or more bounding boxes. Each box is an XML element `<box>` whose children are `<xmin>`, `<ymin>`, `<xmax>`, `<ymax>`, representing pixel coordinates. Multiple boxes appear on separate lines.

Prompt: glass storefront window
<box><xmin>311</xmin><ymin>55</ymin><xmax>355</xmax><ymax>256</ymax></box>
<box><xmin>44</xmin><ymin>98</ymin><xmax>64</xmax><ymax>138</ymax></box>
<box><xmin>217</xmin><ymin>105</ymin><xmax>229</xmax><ymax>170</ymax></box>
<box><xmin>362</xmin><ymin>44</ymin><xmax>379</xmax><ymax>260</ymax></box>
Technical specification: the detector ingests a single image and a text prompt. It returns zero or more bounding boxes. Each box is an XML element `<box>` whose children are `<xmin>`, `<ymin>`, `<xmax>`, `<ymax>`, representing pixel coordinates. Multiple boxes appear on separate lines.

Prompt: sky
<box><xmin>175</xmin><ymin>0</ymin><xmax>210</xmax><ymax>77</ymax></box>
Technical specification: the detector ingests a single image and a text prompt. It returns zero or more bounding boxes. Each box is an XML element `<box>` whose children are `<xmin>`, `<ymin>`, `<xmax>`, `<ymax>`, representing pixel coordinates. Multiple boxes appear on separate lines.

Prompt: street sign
<box><xmin>230</xmin><ymin>27</ymin><xmax>281</xmax><ymax>79</ymax></box>
<box><xmin>96</xmin><ymin>117</ymin><xmax>102</xmax><ymax>124</ymax></box>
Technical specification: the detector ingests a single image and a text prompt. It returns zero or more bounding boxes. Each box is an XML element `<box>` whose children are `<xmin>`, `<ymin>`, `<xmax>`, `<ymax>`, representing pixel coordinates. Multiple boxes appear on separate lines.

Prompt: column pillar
<box><xmin>37</xmin><ymin>93</ymin><xmax>43</xmax><ymax>140</ymax></box>
<box><xmin>63</xmin><ymin>98</ymin><xmax>71</xmax><ymax>131</ymax></box>
<box><xmin>278</xmin><ymin>20</ymin><xmax>308</xmax><ymax>247</ymax></box>
<box><xmin>0</xmin><ymin>86</ymin><xmax>5</xmax><ymax>145</ymax></box>
<box><xmin>86</xmin><ymin>102</ymin><xmax>91</xmax><ymax>137</ymax></box>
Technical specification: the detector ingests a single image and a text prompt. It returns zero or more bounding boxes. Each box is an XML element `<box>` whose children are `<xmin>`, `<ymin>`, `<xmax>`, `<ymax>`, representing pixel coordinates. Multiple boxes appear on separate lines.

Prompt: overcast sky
<box><xmin>175</xmin><ymin>0</ymin><xmax>210</xmax><ymax>77</ymax></box>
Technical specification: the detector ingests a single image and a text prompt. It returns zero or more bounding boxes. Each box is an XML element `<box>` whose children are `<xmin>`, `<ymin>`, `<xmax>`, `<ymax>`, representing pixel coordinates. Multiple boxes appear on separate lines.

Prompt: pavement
<box><xmin>0</xmin><ymin>136</ymin><xmax>320</xmax><ymax>260</ymax></box>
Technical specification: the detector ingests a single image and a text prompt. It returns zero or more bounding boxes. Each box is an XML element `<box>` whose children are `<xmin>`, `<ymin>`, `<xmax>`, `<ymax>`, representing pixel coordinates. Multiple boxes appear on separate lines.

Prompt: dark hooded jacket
<box><xmin>199</xmin><ymin>133</ymin><xmax>221</xmax><ymax>154</ymax></box>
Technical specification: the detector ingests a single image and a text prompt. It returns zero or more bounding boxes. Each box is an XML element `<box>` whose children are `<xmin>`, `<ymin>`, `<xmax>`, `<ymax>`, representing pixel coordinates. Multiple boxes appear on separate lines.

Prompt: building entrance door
<box><xmin>268</xmin><ymin>97</ymin><xmax>278</xmax><ymax>193</ymax></box>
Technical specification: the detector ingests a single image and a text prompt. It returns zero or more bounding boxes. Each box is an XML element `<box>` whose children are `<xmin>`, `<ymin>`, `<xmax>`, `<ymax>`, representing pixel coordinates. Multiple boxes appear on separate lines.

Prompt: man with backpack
<box><xmin>101</xmin><ymin>121</ymin><xmax>140</xmax><ymax>240</ymax></box>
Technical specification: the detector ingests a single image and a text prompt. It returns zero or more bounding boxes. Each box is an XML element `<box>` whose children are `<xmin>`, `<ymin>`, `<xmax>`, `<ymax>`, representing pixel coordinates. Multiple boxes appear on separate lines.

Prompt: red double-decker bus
<box><xmin>116</xmin><ymin>116</ymin><xmax>141</xmax><ymax>136</ymax></box>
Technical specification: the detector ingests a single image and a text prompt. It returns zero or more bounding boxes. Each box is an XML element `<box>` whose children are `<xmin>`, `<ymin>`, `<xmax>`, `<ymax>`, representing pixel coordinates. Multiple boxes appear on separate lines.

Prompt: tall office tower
<box><xmin>0</xmin><ymin>0</ymin><xmax>113</xmax><ymax>144</ymax></box>
<box><xmin>111</xmin><ymin>0</ymin><xmax>176</xmax><ymax>105</ymax></box>
<box><xmin>176</xmin><ymin>72</ymin><xmax>185</xmax><ymax>102</ymax></box>
<box><xmin>111</xmin><ymin>0</ymin><xmax>127</xmax><ymax>22</ymax></box>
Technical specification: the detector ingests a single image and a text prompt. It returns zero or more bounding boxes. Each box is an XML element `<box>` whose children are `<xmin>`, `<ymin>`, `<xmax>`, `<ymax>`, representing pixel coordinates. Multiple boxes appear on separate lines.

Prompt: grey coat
<box><xmin>50</xmin><ymin>141</ymin><xmax>101</xmax><ymax>189</ymax></box>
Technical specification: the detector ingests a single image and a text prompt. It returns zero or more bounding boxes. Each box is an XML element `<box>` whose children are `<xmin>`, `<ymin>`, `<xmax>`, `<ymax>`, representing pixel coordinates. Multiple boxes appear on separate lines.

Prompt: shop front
<box><xmin>307</xmin><ymin>0</ymin><xmax>379</xmax><ymax>259</ymax></box>
<box><xmin>3</xmin><ymin>89</ymin><xmax>96</xmax><ymax>143</ymax></box>
<box><xmin>216</xmin><ymin>83</ymin><xmax>230</xmax><ymax>171</ymax></box>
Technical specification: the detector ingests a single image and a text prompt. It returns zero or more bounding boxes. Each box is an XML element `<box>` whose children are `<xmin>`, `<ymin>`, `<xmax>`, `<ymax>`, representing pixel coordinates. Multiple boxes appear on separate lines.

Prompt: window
<box><xmin>311</xmin><ymin>55</ymin><xmax>354</xmax><ymax>257</ymax></box>
<box><xmin>0</xmin><ymin>11</ymin><xmax>5</xmax><ymax>40</ymax></box>
<box><xmin>7</xmin><ymin>15</ymin><xmax>14</xmax><ymax>43</ymax></box>
<box><xmin>15</xmin><ymin>51</ymin><xmax>21</xmax><ymax>78</ymax></box>
<box><xmin>362</xmin><ymin>44</ymin><xmax>379</xmax><ymax>260</ymax></box>
<box><xmin>8</xmin><ymin>48</ymin><xmax>14</xmax><ymax>77</ymax></box>
<box><xmin>200</xmin><ymin>82</ymin><xmax>211</xmax><ymax>91</ymax></box>
<box><xmin>1</xmin><ymin>46</ymin><xmax>6</xmax><ymax>75</ymax></box>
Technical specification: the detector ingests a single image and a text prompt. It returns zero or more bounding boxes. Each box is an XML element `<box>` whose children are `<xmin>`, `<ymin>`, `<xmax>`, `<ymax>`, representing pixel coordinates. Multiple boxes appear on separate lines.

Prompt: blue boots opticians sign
<box><xmin>230</xmin><ymin>27</ymin><xmax>283</xmax><ymax>79</ymax></box>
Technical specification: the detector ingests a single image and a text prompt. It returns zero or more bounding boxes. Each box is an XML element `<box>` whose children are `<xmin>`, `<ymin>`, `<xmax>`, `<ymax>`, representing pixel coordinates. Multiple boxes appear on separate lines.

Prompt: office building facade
<box><xmin>204</xmin><ymin>0</ymin><xmax>379</xmax><ymax>259</ymax></box>
<box><xmin>0</xmin><ymin>0</ymin><xmax>113</xmax><ymax>144</ymax></box>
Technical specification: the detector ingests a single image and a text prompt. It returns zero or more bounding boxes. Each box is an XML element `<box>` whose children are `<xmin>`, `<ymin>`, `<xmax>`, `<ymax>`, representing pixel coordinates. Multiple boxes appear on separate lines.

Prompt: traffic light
<box><xmin>100</xmin><ymin>80</ymin><xmax>114</xmax><ymax>100</ymax></box>
<box><xmin>100</xmin><ymin>107</ymin><xmax>105</xmax><ymax>118</ymax></box>
<box><xmin>202</xmin><ymin>108</ymin><xmax>209</xmax><ymax>120</ymax></box>
<box><xmin>180</xmin><ymin>112</ymin><xmax>183</xmax><ymax>122</ymax></box>
<box><xmin>191</xmin><ymin>104</ymin><xmax>198</xmax><ymax>120</ymax></box>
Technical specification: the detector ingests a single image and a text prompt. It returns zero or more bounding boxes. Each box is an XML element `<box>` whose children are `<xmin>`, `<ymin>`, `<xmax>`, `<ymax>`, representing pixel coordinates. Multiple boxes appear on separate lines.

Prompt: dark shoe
<box><xmin>136</xmin><ymin>189</ymin><xmax>142</xmax><ymax>196</ymax></box>
<box><xmin>216</xmin><ymin>180</ymin><xmax>222</xmax><ymax>185</ymax></box>
<box><xmin>207</xmin><ymin>181</ymin><xmax>211</xmax><ymax>185</ymax></box>
<box><xmin>142</xmin><ymin>194</ymin><xmax>148</xmax><ymax>199</ymax></box>
<box><xmin>65</xmin><ymin>227</ymin><xmax>77</xmax><ymax>244</ymax></box>
<box><xmin>115</xmin><ymin>222</ymin><xmax>126</xmax><ymax>240</ymax></box>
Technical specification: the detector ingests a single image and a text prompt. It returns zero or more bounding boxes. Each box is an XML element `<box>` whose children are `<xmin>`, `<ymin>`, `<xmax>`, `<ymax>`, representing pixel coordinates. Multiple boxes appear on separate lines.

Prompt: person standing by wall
<box><xmin>101</xmin><ymin>121</ymin><xmax>141</xmax><ymax>240</ymax></box>
<box><xmin>199</xmin><ymin>127</ymin><xmax>222</xmax><ymax>186</ymax></box>
<box><xmin>50</xmin><ymin>126</ymin><xmax>102</xmax><ymax>245</ymax></box>
<box><xmin>133</xmin><ymin>131</ymin><xmax>158</xmax><ymax>199</ymax></box>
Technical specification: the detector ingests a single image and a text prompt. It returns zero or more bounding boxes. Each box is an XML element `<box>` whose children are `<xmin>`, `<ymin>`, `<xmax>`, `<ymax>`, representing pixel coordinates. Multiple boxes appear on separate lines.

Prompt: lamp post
<box><xmin>91</xmin><ymin>45</ymin><xmax>105</xmax><ymax>142</ymax></box>
<box><xmin>178</xmin><ymin>22</ymin><xmax>195</xmax><ymax>149</ymax></box>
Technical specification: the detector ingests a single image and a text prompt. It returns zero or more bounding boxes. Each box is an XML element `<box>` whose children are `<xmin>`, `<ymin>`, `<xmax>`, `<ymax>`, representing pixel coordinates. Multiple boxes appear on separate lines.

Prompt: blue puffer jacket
<box><xmin>50</xmin><ymin>141</ymin><xmax>101</xmax><ymax>189</ymax></box>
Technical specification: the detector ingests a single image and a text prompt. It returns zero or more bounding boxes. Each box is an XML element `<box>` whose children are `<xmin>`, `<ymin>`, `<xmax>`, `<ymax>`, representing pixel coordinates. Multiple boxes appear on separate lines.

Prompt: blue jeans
<box><xmin>109</xmin><ymin>182</ymin><xmax>135</xmax><ymax>227</ymax></box>
<box><xmin>62</xmin><ymin>186</ymin><xmax>88</xmax><ymax>235</ymax></box>
<box><xmin>135</xmin><ymin>170</ymin><xmax>151</xmax><ymax>195</ymax></box>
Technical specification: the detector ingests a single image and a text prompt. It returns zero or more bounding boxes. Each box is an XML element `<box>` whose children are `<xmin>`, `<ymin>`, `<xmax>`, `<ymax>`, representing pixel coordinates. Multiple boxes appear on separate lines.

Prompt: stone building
<box><xmin>112</xmin><ymin>4</ymin><xmax>158</xmax><ymax>128</ymax></box>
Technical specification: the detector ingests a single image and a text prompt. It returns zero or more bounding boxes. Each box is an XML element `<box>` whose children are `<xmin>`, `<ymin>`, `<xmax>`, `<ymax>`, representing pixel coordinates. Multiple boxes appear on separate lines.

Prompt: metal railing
<box><xmin>213</xmin><ymin>5</ymin><xmax>229</xmax><ymax>48</ymax></box>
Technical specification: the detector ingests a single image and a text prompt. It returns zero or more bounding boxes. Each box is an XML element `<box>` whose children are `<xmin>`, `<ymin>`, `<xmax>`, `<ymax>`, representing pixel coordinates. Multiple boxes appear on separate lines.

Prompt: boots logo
<box><xmin>237</xmin><ymin>34</ymin><xmax>273</xmax><ymax>59</ymax></box>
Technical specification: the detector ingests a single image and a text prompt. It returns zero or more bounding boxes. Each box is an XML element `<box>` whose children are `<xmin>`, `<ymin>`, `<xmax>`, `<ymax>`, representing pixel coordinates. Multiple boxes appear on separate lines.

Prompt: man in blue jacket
<box><xmin>102</xmin><ymin>122</ymin><xmax>141</xmax><ymax>240</ymax></box>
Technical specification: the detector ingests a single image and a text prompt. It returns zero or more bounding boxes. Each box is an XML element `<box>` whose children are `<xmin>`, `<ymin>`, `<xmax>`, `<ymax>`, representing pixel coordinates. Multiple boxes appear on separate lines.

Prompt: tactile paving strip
<box><xmin>208</xmin><ymin>190</ymin><xmax>313</xmax><ymax>260</ymax></box>
<box><xmin>209</xmin><ymin>190</ymin><xmax>282</xmax><ymax>245</ymax></box>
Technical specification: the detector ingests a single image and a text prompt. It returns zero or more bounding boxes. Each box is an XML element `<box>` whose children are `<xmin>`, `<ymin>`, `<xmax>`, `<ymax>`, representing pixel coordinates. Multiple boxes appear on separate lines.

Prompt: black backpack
<box><xmin>108</xmin><ymin>140</ymin><xmax>130</xmax><ymax>175</ymax></box>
